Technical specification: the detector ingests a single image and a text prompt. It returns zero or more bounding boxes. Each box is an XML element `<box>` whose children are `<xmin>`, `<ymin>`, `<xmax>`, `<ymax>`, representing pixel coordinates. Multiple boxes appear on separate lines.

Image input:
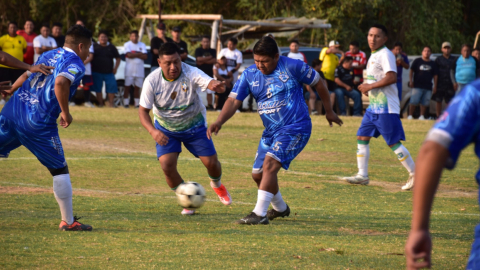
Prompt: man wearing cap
<box><xmin>319</xmin><ymin>40</ymin><xmax>344</xmax><ymax>94</ymax></box>
<box><xmin>171</xmin><ymin>26</ymin><xmax>188</xmax><ymax>61</ymax></box>
<box><xmin>150</xmin><ymin>22</ymin><xmax>173</xmax><ymax>73</ymax></box>
<box><xmin>432</xmin><ymin>42</ymin><xmax>457</xmax><ymax>117</ymax></box>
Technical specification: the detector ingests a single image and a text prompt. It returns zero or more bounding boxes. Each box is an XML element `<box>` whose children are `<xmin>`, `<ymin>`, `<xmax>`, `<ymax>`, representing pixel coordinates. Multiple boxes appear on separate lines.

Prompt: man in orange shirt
<box><xmin>16</xmin><ymin>19</ymin><xmax>37</xmax><ymax>65</ymax></box>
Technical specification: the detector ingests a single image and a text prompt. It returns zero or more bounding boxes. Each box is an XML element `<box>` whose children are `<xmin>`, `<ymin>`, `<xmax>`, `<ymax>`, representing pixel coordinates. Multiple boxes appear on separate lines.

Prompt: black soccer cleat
<box><xmin>235</xmin><ymin>212</ymin><xmax>269</xmax><ymax>225</ymax></box>
<box><xmin>58</xmin><ymin>216</ymin><xmax>93</xmax><ymax>231</ymax></box>
<box><xmin>267</xmin><ymin>205</ymin><xmax>291</xmax><ymax>221</ymax></box>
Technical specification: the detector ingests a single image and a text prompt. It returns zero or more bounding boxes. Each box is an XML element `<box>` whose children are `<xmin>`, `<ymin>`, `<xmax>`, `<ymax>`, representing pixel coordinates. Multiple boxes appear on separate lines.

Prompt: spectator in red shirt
<box><xmin>345</xmin><ymin>41</ymin><xmax>367</xmax><ymax>85</ymax></box>
<box><xmin>16</xmin><ymin>19</ymin><xmax>37</xmax><ymax>65</ymax></box>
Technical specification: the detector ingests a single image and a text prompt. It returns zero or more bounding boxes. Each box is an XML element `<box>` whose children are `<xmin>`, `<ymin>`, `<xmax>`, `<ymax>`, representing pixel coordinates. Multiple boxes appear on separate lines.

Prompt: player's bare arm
<box><xmin>5</xmin><ymin>72</ymin><xmax>30</xmax><ymax>96</ymax></box>
<box><xmin>138</xmin><ymin>106</ymin><xmax>169</xmax><ymax>146</ymax></box>
<box><xmin>0</xmin><ymin>51</ymin><xmax>54</xmax><ymax>75</ymax></box>
<box><xmin>113</xmin><ymin>57</ymin><xmax>121</xmax><ymax>74</ymax></box>
<box><xmin>84</xmin><ymin>53</ymin><xmax>94</xmax><ymax>65</ymax></box>
<box><xmin>54</xmin><ymin>76</ymin><xmax>73</xmax><ymax>128</ymax></box>
<box><xmin>313</xmin><ymin>78</ymin><xmax>343</xmax><ymax>127</ymax></box>
<box><xmin>207</xmin><ymin>80</ymin><xmax>226</xmax><ymax>93</ymax></box>
<box><xmin>358</xmin><ymin>71</ymin><xmax>396</xmax><ymax>94</ymax></box>
<box><xmin>207</xmin><ymin>98</ymin><xmax>242</xmax><ymax>139</ymax></box>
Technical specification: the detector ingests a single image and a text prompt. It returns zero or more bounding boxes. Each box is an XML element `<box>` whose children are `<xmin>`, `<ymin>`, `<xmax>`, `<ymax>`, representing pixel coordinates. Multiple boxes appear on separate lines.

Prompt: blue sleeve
<box><xmin>58</xmin><ymin>59</ymin><xmax>85</xmax><ymax>86</ymax></box>
<box><xmin>286</xmin><ymin>57</ymin><xmax>318</xmax><ymax>86</ymax></box>
<box><xmin>403</xmin><ymin>54</ymin><xmax>409</xmax><ymax>64</ymax></box>
<box><xmin>229</xmin><ymin>69</ymin><xmax>251</xmax><ymax>101</ymax></box>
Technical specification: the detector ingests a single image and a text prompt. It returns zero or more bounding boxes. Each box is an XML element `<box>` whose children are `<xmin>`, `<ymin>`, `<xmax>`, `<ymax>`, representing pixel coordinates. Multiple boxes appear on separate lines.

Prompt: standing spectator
<box><xmin>16</xmin><ymin>19</ymin><xmax>37</xmax><ymax>65</ymax></box>
<box><xmin>432</xmin><ymin>42</ymin><xmax>456</xmax><ymax>117</ymax></box>
<box><xmin>217</xmin><ymin>37</ymin><xmax>242</xmax><ymax>108</ymax></box>
<box><xmin>287</xmin><ymin>40</ymin><xmax>307</xmax><ymax>63</ymax></box>
<box><xmin>51</xmin><ymin>22</ymin><xmax>65</xmax><ymax>48</ymax></box>
<box><xmin>123</xmin><ymin>30</ymin><xmax>147</xmax><ymax>108</ymax></box>
<box><xmin>453</xmin><ymin>44</ymin><xmax>477</xmax><ymax>93</ymax></box>
<box><xmin>391</xmin><ymin>42</ymin><xmax>410</xmax><ymax>101</ymax></box>
<box><xmin>473</xmin><ymin>48</ymin><xmax>480</xmax><ymax>61</ymax></box>
<box><xmin>0</xmin><ymin>22</ymin><xmax>27</xmax><ymax>105</ymax></box>
<box><xmin>150</xmin><ymin>22</ymin><xmax>173</xmax><ymax>73</ymax></box>
<box><xmin>213</xmin><ymin>56</ymin><xmax>233</xmax><ymax>110</ymax></box>
<box><xmin>91</xmin><ymin>31</ymin><xmax>121</xmax><ymax>107</ymax></box>
<box><xmin>33</xmin><ymin>23</ymin><xmax>57</xmax><ymax>63</ymax></box>
<box><xmin>75</xmin><ymin>20</ymin><xmax>95</xmax><ymax>108</ymax></box>
<box><xmin>171</xmin><ymin>26</ymin><xmax>188</xmax><ymax>61</ymax></box>
<box><xmin>334</xmin><ymin>57</ymin><xmax>362</xmax><ymax>116</ymax></box>
<box><xmin>196</xmin><ymin>35</ymin><xmax>217</xmax><ymax>110</ymax></box>
<box><xmin>408</xmin><ymin>46</ymin><xmax>438</xmax><ymax>120</ymax></box>
<box><xmin>305</xmin><ymin>59</ymin><xmax>325</xmax><ymax>115</ymax></box>
<box><xmin>345</xmin><ymin>41</ymin><xmax>367</xmax><ymax>85</ymax></box>
<box><xmin>319</xmin><ymin>40</ymin><xmax>344</xmax><ymax>92</ymax></box>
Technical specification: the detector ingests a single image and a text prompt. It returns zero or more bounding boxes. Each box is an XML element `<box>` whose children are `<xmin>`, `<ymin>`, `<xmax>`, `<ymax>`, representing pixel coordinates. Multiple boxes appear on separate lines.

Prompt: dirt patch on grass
<box><xmin>338</xmin><ymin>227</ymin><xmax>395</xmax><ymax>236</ymax></box>
<box><xmin>62</xmin><ymin>139</ymin><xmax>154</xmax><ymax>155</ymax></box>
<box><xmin>0</xmin><ymin>186</ymin><xmax>52</xmax><ymax>194</ymax></box>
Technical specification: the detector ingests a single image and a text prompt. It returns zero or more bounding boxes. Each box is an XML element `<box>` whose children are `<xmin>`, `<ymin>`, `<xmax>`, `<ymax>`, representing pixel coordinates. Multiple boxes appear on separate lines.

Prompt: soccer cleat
<box><xmin>402</xmin><ymin>174</ymin><xmax>415</xmax><ymax>190</ymax></box>
<box><xmin>181</xmin><ymin>209</ymin><xmax>195</xmax><ymax>215</ymax></box>
<box><xmin>0</xmin><ymin>99</ymin><xmax>6</xmax><ymax>105</ymax></box>
<box><xmin>267</xmin><ymin>205</ymin><xmax>290</xmax><ymax>221</ymax></box>
<box><xmin>235</xmin><ymin>212</ymin><xmax>269</xmax><ymax>225</ymax></box>
<box><xmin>58</xmin><ymin>216</ymin><xmax>92</xmax><ymax>231</ymax></box>
<box><xmin>342</xmin><ymin>174</ymin><xmax>370</xmax><ymax>185</ymax></box>
<box><xmin>84</xmin><ymin>101</ymin><xmax>95</xmax><ymax>108</ymax></box>
<box><xmin>311</xmin><ymin>110</ymin><xmax>319</xmax><ymax>115</ymax></box>
<box><xmin>123</xmin><ymin>105</ymin><xmax>129</xmax><ymax>109</ymax></box>
<box><xmin>407</xmin><ymin>115</ymin><xmax>413</xmax><ymax>120</ymax></box>
<box><xmin>211</xmin><ymin>184</ymin><xmax>232</xmax><ymax>205</ymax></box>
<box><xmin>68</xmin><ymin>101</ymin><xmax>76</xmax><ymax>107</ymax></box>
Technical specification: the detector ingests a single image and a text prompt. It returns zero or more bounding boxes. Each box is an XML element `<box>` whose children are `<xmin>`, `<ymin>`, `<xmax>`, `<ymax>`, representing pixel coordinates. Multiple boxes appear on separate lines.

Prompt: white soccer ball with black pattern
<box><xmin>175</xmin><ymin>182</ymin><xmax>206</xmax><ymax>210</ymax></box>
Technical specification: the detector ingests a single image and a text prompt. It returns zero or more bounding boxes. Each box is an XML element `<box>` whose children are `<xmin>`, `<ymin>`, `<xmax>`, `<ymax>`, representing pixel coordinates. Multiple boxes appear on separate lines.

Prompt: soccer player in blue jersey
<box><xmin>405</xmin><ymin>79</ymin><xmax>480</xmax><ymax>269</ymax></box>
<box><xmin>207</xmin><ymin>36</ymin><xmax>343</xmax><ymax>225</ymax></box>
<box><xmin>0</xmin><ymin>25</ymin><xmax>93</xmax><ymax>231</ymax></box>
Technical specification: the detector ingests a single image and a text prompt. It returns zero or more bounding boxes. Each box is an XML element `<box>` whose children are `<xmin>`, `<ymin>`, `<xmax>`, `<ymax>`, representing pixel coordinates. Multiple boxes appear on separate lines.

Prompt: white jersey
<box><xmin>287</xmin><ymin>52</ymin><xmax>305</xmax><ymax>63</ymax></box>
<box><xmin>124</xmin><ymin>40</ymin><xmax>147</xmax><ymax>78</ymax></box>
<box><xmin>365</xmin><ymin>46</ymin><xmax>399</xmax><ymax>114</ymax></box>
<box><xmin>84</xmin><ymin>43</ymin><xmax>94</xmax><ymax>75</ymax></box>
<box><xmin>33</xmin><ymin>35</ymin><xmax>57</xmax><ymax>63</ymax></box>
<box><xmin>139</xmin><ymin>62</ymin><xmax>213</xmax><ymax>132</ymax></box>
<box><xmin>216</xmin><ymin>48</ymin><xmax>243</xmax><ymax>83</ymax></box>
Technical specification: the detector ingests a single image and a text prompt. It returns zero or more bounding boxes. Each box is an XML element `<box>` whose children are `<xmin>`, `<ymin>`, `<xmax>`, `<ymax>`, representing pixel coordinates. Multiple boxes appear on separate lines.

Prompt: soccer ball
<box><xmin>175</xmin><ymin>182</ymin><xmax>206</xmax><ymax>210</ymax></box>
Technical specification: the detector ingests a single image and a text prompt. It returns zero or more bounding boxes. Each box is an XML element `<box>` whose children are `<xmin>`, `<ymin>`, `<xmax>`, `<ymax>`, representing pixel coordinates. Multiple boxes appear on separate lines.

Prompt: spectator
<box><xmin>265</xmin><ymin>33</ymin><xmax>282</xmax><ymax>55</ymax></box>
<box><xmin>0</xmin><ymin>22</ymin><xmax>27</xmax><ymax>105</ymax></box>
<box><xmin>213</xmin><ymin>56</ymin><xmax>232</xmax><ymax>110</ymax></box>
<box><xmin>408</xmin><ymin>46</ymin><xmax>438</xmax><ymax>120</ymax></box>
<box><xmin>150</xmin><ymin>22</ymin><xmax>173</xmax><ymax>73</ymax></box>
<box><xmin>33</xmin><ymin>23</ymin><xmax>57</xmax><ymax>63</ymax></box>
<box><xmin>195</xmin><ymin>35</ymin><xmax>217</xmax><ymax>110</ymax></box>
<box><xmin>432</xmin><ymin>42</ymin><xmax>456</xmax><ymax>117</ymax></box>
<box><xmin>91</xmin><ymin>31</ymin><xmax>121</xmax><ymax>107</ymax></box>
<box><xmin>16</xmin><ymin>19</ymin><xmax>37</xmax><ymax>65</ymax></box>
<box><xmin>453</xmin><ymin>44</ymin><xmax>477</xmax><ymax>93</ymax></box>
<box><xmin>334</xmin><ymin>56</ymin><xmax>362</xmax><ymax>116</ymax></box>
<box><xmin>51</xmin><ymin>22</ymin><xmax>65</xmax><ymax>48</ymax></box>
<box><xmin>123</xmin><ymin>30</ymin><xmax>147</xmax><ymax>108</ymax></box>
<box><xmin>391</xmin><ymin>42</ymin><xmax>410</xmax><ymax>101</ymax></box>
<box><xmin>345</xmin><ymin>41</ymin><xmax>367</xmax><ymax>85</ymax></box>
<box><xmin>171</xmin><ymin>26</ymin><xmax>188</xmax><ymax>61</ymax></box>
<box><xmin>218</xmin><ymin>37</ymin><xmax>242</xmax><ymax>107</ymax></box>
<box><xmin>75</xmin><ymin>20</ymin><xmax>95</xmax><ymax>108</ymax></box>
<box><xmin>305</xmin><ymin>59</ymin><xmax>325</xmax><ymax>115</ymax></box>
<box><xmin>472</xmin><ymin>48</ymin><xmax>480</xmax><ymax>79</ymax></box>
<box><xmin>287</xmin><ymin>40</ymin><xmax>307</xmax><ymax>63</ymax></box>
<box><xmin>319</xmin><ymin>40</ymin><xmax>344</xmax><ymax>92</ymax></box>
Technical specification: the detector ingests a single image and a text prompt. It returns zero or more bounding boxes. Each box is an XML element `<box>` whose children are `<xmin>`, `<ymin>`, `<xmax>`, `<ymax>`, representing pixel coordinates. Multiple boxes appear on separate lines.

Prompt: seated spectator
<box><xmin>345</xmin><ymin>41</ymin><xmax>367</xmax><ymax>86</ymax></box>
<box><xmin>51</xmin><ymin>22</ymin><xmax>65</xmax><ymax>48</ymax></box>
<box><xmin>213</xmin><ymin>56</ymin><xmax>233</xmax><ymax>110</ymax></box>
<box><xmin>391</xmin><ymin>42</ymin><xmax>410</xmax><ymax>101</ymax></box>
<box><xmin>305</xmin><ymin>59</ymin><xmax>326</xmax><ymax>115</ymax></box>
<box><xmin>287</xmin><ymin>40</ymin><xmax>306</xmax><ymax>63</ymax></box>
<box><xmin>453</xmin><ymin>44</ymin><xmax>477</xmax><ymax>93</ymax></box>
<box><xmin>33</xmin><ymin>23</ymin><xmax>57</xmax><ymax>63</ymax></box>
<box><xmin>408</xmin><ymin>46</ymin><xmax>438</xmax><ymax>120</ymax></box>
<box><xmin>91</xmin><ymin>31</ymin><xmax>121</xmax><ymax>107</ymax></box>
<box><xmin>334</xmin><ymin>56</ymin><xmax>362</xmax><ymax>116</ymax></box>
<box><xmin>123</xmin><ymin>30</ymin><xmax>147</xmax><ymax>108</ymax></box>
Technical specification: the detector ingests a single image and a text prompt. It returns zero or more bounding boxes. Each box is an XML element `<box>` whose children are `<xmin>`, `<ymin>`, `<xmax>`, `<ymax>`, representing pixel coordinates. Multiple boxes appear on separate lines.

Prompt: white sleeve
<box><xmin>123</xmin><ymin>42</ymin><xmax>131</xmax><ymax>53</ymax></box>
<box><xmin>382</xmin><ymin>50</ymin><xmax>397</xmax><ymax>74</ymax></box>
<box><xmin>51</xmin><ymin>38</ymin><xmax>57</xmax><ymax>48</ymax></box>
<box><xmin>217</xmin><ymin>49</ymin><xmax>224</xmax><ymax>60</ymax></box>
<box><xmin>33</xmin><ymin>37</ymin><xmax>41</xmax><ymax>48</ymax></box>
<box><xmin>89</xmin><ymin>44</ymin><xmax>94</xmax><ymax>53</ymax></box>
<box><xmin>192</xmin><ymin>67</ymin><xmax>213</xmax><ymax>92</ymax></box>
<box><xmin>139</xmin><ymin>76</ymin><xmax>155</xmax><ymax>109</ymax></box>
<box><xmin>236</xmin><ymin>51</ymin><xmax>243</xmax><ymax>64</ymax></box>
<box><xmin>141</xmin><ymin>43</ymin><xmax>147</xmax><ymax>53</ymax></box>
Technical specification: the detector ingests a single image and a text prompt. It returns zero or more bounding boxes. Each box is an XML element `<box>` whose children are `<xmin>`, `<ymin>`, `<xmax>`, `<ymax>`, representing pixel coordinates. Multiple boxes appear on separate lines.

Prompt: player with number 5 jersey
<box><xmin>208</xmin><ymin>36</ymin><xmax>343</xmax><ymax>225</ymax></box>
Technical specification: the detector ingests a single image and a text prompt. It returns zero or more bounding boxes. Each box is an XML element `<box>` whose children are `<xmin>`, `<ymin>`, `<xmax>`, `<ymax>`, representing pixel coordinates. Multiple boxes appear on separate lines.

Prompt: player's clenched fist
<box><xmin>59</xmin><ymin>112</ymin><xmax>73</xmax><ymax>128</ymax></box>
<box><xmin>207</xmin><ymin>122</ymin><xmax>222</xmax><ymax>140</ymax></box>
<box><xmin>151</xmin><ymin>129</ymin><xmax>169</xmax><ymax>146</ymax></box>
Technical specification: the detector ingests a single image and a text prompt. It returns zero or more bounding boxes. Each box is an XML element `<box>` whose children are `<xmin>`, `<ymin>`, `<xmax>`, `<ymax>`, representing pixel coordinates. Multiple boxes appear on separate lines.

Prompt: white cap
<box><xmin>328</xmin><ymin>40</ymin><xmax>340</xmax><ymax>47</ymax></box>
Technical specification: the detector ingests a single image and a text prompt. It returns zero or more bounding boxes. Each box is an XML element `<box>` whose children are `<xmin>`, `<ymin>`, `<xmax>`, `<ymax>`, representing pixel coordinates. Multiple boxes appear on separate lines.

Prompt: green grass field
<box><xmin>0</xmin><ymin>106</ymin><xmax>478</xmax><ymax>269</ymax></box>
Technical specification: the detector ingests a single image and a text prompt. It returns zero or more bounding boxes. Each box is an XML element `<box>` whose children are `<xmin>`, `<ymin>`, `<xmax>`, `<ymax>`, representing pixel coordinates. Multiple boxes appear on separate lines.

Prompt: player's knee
<box><xmin>48</xmin><ymin>166</ymin><xmax>69</xmax><ymax>176</ymax></box>
<box><xmin>252</xmin><ymin>173</ymin><xmax>262</xmax><ymax>183</ymax></box>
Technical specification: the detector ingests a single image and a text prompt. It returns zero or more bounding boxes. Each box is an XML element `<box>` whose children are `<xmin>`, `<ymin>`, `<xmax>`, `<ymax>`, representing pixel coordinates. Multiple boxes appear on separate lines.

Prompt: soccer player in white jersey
<box><xmin>341</xmin><ymin>24</ymin><xmax>416</xmax><ymax>190</ymax></box>
<box><xmin>138</xmin><ymin>43</ymin><xmax>232</xmax><ymax>215</ymax></box>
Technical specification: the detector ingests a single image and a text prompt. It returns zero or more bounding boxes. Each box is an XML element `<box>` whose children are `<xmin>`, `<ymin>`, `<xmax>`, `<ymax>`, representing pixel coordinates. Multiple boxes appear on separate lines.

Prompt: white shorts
<box><xmin>206</xmin><ymin>90</ymin><xmax>215</xmax><ymax>94</ymax></box>
<box><xmin>125</xmin><ymin>76</ymin><xmax>144</xmax><ymax>88</ymax></box>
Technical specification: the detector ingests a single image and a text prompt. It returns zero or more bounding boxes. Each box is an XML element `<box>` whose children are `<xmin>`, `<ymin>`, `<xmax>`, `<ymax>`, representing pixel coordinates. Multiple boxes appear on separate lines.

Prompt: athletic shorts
<box><xmin>0</xmin><ymin>115</ymin><xmax>67</xmax><ymax>169</ymax></box>
<box><xmin>125</xmin><ymin>76</ymin><xmax>144</xmax><ymax>88</ymax></box>
<box><xmin>431</xmin><ymin>88</ymin><xmax>455</xmax><ymax>104</ymax></box>
<box><xmin>410</xmin><ymin>88</ymin><xmax>432</xmax><ymax>106</ymax></box>
<box><xmin>357</xmin><ymin>110</ymin><xmax>405</xmax><ymax>145</ymax></box>
<box><xmin>466</xmin><ymin>225</ymin><xmax>480</xmax><ymax>269</ymax></box>
<box><xmin>154</xmin><ymin>121</ymin><xmax>216</xmax><ymax>158</ymax></box>
<box><xmin>252</xmin><ymin>129</ymin><xmax>311</xmax><ymax>173</ymax></box>
<box><xmin>91</xmin><ymin>72</ymin><xmax>118</xmax><ymax>94</ymax></box>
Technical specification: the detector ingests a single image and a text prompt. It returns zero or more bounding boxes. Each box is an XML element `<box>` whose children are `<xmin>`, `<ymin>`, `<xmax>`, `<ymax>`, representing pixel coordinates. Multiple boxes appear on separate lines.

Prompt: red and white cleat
<box><xmin>211</xmin><ymin>184</ymin><xmax>232</xmax><ymax>205</ymax></box>
<box><xmin>181</xmin><ymin>209</ymin><xmax>195</xmax><ymax>215</ymax></box>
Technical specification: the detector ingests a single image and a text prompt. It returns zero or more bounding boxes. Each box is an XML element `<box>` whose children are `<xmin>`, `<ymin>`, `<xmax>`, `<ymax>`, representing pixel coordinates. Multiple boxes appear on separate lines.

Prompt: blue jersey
<box><xmin>426</xmin><ymin>79</ymin><xmax>480</xmax><ymax>182</ymax></box>
<box><xmin>0</xmin><ymin>48</ymin><xmax>85</xmax><ymax>130</ymax></box>
<box><xmin>230</xmin><ymin>56</ymin><xmax>320</xmax><ymax>137</ymax></box>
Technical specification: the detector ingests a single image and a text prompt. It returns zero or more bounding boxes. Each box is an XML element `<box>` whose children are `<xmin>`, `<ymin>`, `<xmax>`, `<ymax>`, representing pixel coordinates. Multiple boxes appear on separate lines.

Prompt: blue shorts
<box><xmin>91</xmin><ymin>72</ymin><xmax>118</xmax><ymax>94</ymax></box>
<box><xmin>154</xmin><ymin>122</ymin><xmax>216</xmax><ymax>158</ymax></box>
<box><xmin>253</xmin><ymin>130</ymin><xmax>311</xmax><ymax>173</ymax></box>
<box><xmin>0</xmin><ymin>115</ymin><xmax>67</xmax><ymax>169</ymax></box>
<box><xmin>467</xmin><ymin>225</ymin><xmax>480</xmax><ymax>269</ymax></box>
<box><xmin>357</xmin><ymin>111</ymin><xmax>405</xmax><ymax>145</ymax></box>
<box><xmin>410</xmin><ymin>88</ymin><xmax>432</xmax><ymax>106</ymax></box>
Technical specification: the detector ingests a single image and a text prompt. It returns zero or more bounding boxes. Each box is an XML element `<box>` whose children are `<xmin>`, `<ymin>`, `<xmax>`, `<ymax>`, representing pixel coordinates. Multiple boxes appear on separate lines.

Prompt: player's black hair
<box><xmin>130</xmin><ymin>30</ymin><xmax>139</xmax><ymax>35</ymax></box>
<box><xmin>25</xmin><ymin>18</ymin><xmax>35</xmax><ymax>24</ymax></box>
<box><xmin>253</xmin><ymin>36</ymin><xmax>279</xmax><ymax>58</ymax></box>
<box><xmin>290</xmin><ymin>39</ymin><xmax>300</xmax><ymax>45</ymax></box>
<box><xmin>343</xmin><ymin>56</ymin><xmax>353</xmax><ymax>62</ymax></box>
<box><xmin>202</xmin><ymin>35</ymin><xmax>210</xmax><ymax>40</ymax></box>
<box><xmin>394</xmin><ymin>41</ymin><xmax>403</xmax><ymax>48</ymax></box>
<box><xmin>65</xmin><ymin>25</ymin><xmax>93</xmax><ymax>45</ymax></box>
<box><xmin>423</xmin><ymin>45</ymin><xmax>432</xmax><ymax>51</ymax></box>
<box><xmin>41</xmin><ymin>22</ymin><xmax>50</xmax><ymax>29</ymax></box>
<box><xmin>350</xmin><ymin>41</ymin><xmax>359</xmax><ymax>47</ymax></box>
<box><xmin>228</xmin><ymin>37</ymin><xmax>238</xmax><ymax>45</ymax></box>
<box><xmin>98</xmin><ymin>30</ymin><xmax>109</xmax><ymax>37</ymax></box>
<box><xmin>52</xmin><ymin>22</ymin><xmax>63</xmax><ymax>28</ymax></box>
<box><xmin>158</xmin><ymin>42</ymin><xmax>180</xmax><ymax>58</ymax></box>
<box><xmin>371</xmin><ymin>23</ymin><xmax>388</xmax><ymax>36</ymax></box>
<box><xmin>8</xmin><ymin>21</ymin><xmax>17</xmax><ymax>27</ymax></box>
<box><xmin>311</xmin><ymin>58</ymin><xmax>322</xmax><ymax>68</ymax></box>
<box><xmin>461</xmin><ymin>44</ymin><xmax>472</xmax><ymax>50</ymax></box>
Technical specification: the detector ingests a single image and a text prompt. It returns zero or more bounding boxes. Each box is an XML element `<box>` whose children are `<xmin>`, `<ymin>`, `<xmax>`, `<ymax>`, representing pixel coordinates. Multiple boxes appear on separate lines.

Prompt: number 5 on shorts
<box><xmin>273</xmin><ymin>141</ymin><xmax>282</xmax><ymax>151</ymax></box>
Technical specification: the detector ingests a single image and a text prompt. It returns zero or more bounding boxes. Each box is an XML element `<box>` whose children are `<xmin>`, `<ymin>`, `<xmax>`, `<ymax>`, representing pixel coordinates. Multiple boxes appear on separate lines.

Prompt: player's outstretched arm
<box><xmin>0</xmin><ymin>51</ymin><xmax>54</xmax><ymax>75</ymax></box>
<box><xmin>207</xmin><ymin>80</ymin><xmax>226</xmax><ymax>93</ymax></box>
<box><xmin>138</xmin><ymin>106</ymin><xmax>169</xmax><ymax>146</ymax></box>
<box><xmin>313</xmin><ymin>78</ymin><xmax>343</xmax><ymax>127</ymax></box>
<box><xmin>207</xmin><ymin>97</ymin><xmax>242</xmax><ymax>139</ymax></box>
<box><xmin>405</xmin><ymin>141</ymin><xmax>449</xmax><ymax>270</ymax></box>
<box><xmin>55</xmin><ymin>76</ymin><xmax>73</xmax><ymax>128</ymax></box>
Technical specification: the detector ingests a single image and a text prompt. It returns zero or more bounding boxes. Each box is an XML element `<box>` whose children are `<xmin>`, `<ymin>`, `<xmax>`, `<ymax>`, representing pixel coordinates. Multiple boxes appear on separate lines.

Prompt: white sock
<box><xmin>393</xmin><ymin>144</ymin><xmax>415</xmax><ymax>174</ymax></box>
<box><xmin>134</xmin><ymin>98</ymin><xmax>140</xmax><ymax>106</ymax></box>
<box><xmin>252</xmin><ymin>190</ymin><xmax>274</xmax><ymax>217</ymax></box>
<box><xmin>124</xmin><ymin>98</ymin><xmax>129</xmax><ymax>106</ymax></box>
<box><xmin>209</xmin><ymin>174</ymin><xmax>222</xmax><ymax>188</ymax></box>
<box><xmin>270</xmin><ymin>191</ymin><xmax>287</xmax><ymax>212</ymax></box>
<box><xmin>53</xmin><ymin>174</ymin><xmax>74</xmax><ymax>225</ymax></box>
<box><xmin>357</xmin><ymin>143</ymin><xmax>370</xmax><ymax>177</ymax></box>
